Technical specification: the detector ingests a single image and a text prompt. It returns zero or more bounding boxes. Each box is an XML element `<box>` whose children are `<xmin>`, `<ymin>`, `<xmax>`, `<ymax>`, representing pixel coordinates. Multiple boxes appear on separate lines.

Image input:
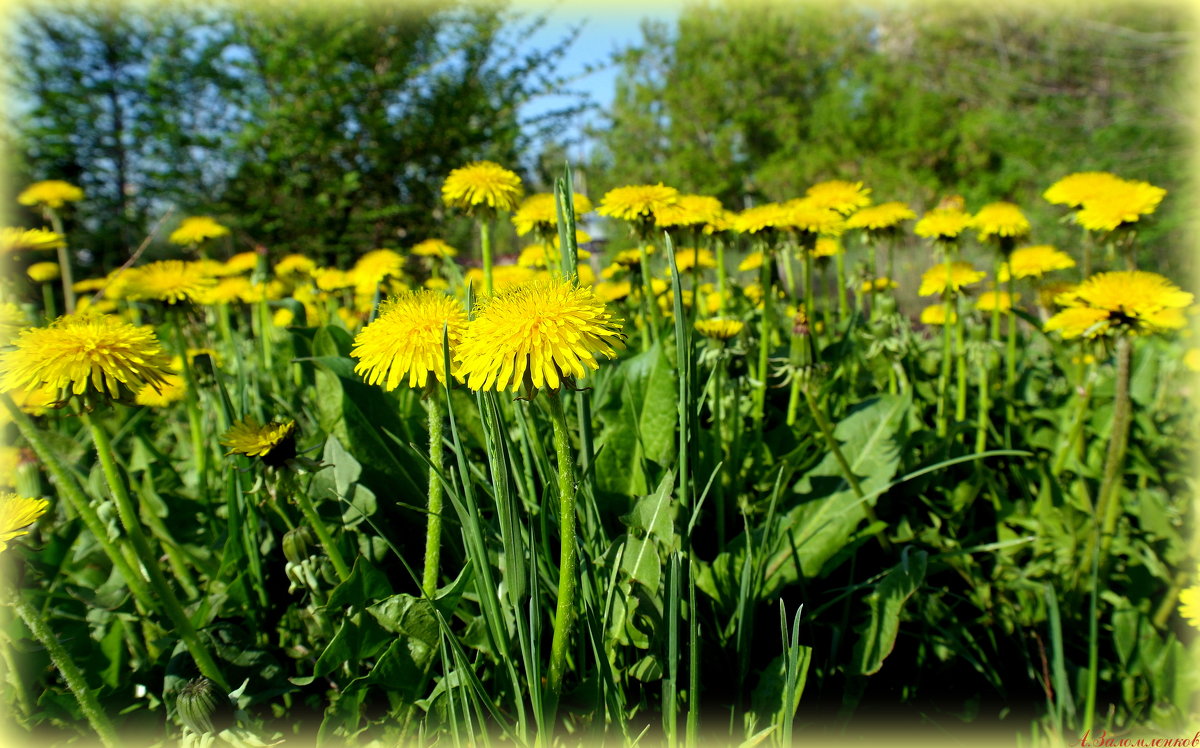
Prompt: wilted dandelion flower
<box><xmin>975</xmin><ymin>291</ymin><xmax>1019</xmax><ymax>312</ymax></box>
<box><xmin>0</xmin><ymin>494</ymin><xmax>49</xmax><ymax>553</ymax></box>
<box><xmin>1043</xmin><ymin>172</ymin><xmax>1125</xmax><ymax>207</ymax></box>
<box><xmin>655</xmin><ymin>194</ymin><xmax>725</xmax><ymax>229</ymax></box>
<box><xmin>1074</xmin><ymin>180</ymin><xmax>1166</xmax><ymax>233</ymax></box>
<box><xmin>0</xmin><ymin>227</ymin><xmax>66</xmax><ymax>253</ymax></box>
<box><xmin>18</xmin><ymin>181</ymin><xmax>83</xmax><ymax>209</ymax></box>
<box><xmin>1045</xmin><ymin>270</ymin><xmax>1193</xmax><ymax>338</ymax></box>
<box><xmin>694</xmin><ymin>318</ymin><xmax>745</xmax><ymax>340</ymax></box>
<box><xmin>972</xmin><ymin>202</ymin><xmax>1031</xmax><ymax>241</ymax></box>
<box><xmin>920</xmin><ymin>304</ymin><xmax>956</xmax><ymax>325</ymax></box>
<box><xmin>442</xmin><ymin>161</ymin><xmax>523</xmax><ymax>214</ymax></box>
<box><xmin>412</xmin><ymin>238</ymin><xmax>458</xmax><ymax>258</ymax></box>
<box><xmin>0</xmin><ymin>314</ymin><xmax>172</xmax><ymax>403</ymax></box>
<box><xmin>804</xmin><ymin>180</ymin><xmax>871</xmax><ymax>215</ymax></box>
<box><xmin>26</xmin><ymin>262</ymin><xmax>60</xmax><ymax>283</ymax></box>
<box><xmin>914</xmin><ymin>208</ymin><xmax>972</xmax><ymax>241</ymax></box>
<box><xmin>456</xmin><ymin>279</ymin><xmax>624</xmax><ymax>395</ymax></box>
<box><xmin>124</xmin><ymin>260</ymin><xmax>216</xmax><ymax>304</ymax></box>
<box><xmin>999</xmin><ymin>245</ymin><xmax>1076</xmax><ymax>281</ymax></box>
<box><xmin>220</xmin><ymin>417</ymin><xmax>297</xmax><ymax>466</ymax></box>
<box><xmin>845</xmin><ymin>202</ymin><xmax>916</xmax><ymax>233</ymax></box>
<box><xmin>169</xmin><ymin>216</ymin><xmax>229</xmax><ymax>246</ymax></box>
<box><xmin>512</xmin><ymin>193</ymin><xmax>593</xmax><ymax>235</ymax></box>
<box><xmin>351</xmin><ymin>290</ymin><xmax>468</xmax><ymax>390</ymax></box>
<box><xmin>918</xmin><ymin>262</ymin><xmax>987</xmax><ymax>296</ymax></box>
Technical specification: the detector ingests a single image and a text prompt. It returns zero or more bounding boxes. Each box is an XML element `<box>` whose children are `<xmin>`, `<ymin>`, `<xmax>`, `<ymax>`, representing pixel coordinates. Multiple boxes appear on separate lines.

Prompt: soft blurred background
<box><xmin>2</xmin><ymin>0</ymin><xmax>1193</xmax><ymax>275</ymax></box>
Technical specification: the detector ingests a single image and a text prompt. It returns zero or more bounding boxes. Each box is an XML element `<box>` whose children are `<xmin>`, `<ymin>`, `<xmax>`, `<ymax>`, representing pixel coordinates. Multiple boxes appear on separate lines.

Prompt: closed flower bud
<box><xmin>283</xmin><ymin>526</ymin><xmax>317</xmax><ymax>565</ymax></box>
<box><xmin>177</xmin><ymin>677</ymin><xmax>230</xmax><ymax>735</ymax></box>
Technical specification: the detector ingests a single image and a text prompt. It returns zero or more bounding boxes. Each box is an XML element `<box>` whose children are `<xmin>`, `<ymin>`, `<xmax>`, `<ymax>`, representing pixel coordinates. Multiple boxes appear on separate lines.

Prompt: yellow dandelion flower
<box><xmin>1177</xmin><ymin>583</ymin><xmax>1200</xmax><ymax>630</ymax></box>
<box><xmin>914</xmin><ymin>208</ymin><xmax>972</xmax><ymax>241</ymax></box>
<box><xmin>845</xmin><ymin>202</ymin><xmax>916</xmax><ymax>232</ymax></box>
<box><xmin>738</xmin><ymin>250</ymin><xmax>764</xmax><ymax>272</ymax></box>
<box><xmin>352</xmin><ymin>290</ymin><xmax>468</xmax><ymax>390</ymax></box>
<box><xmin>549</xmin><ymin>230</ymin><xmax>592</xmax><ymax>250</ymax></box>
<box><xmin>465</xmin><ymin>264</ymin><xmax>536</xmax><ymax>292</ymax></box>
<box><xmin>999</xmin><ymin>245</ymin><xmax>1076</xmax><ymax>281</ymax></box>
<box><xmin>220</xmin><ymin>417</ymin><xmax>297</xmax><ymax>466</ymax></box>
<box><xmin>26</xmin><ymin>262</ymin><xmax>60</xmax><ymax>283</ymax></box>
<box><xmin>456</xmin><ymin>278</ymin><xmax>624</xmax><ymax>394</ymax></box>
<box><xmin>918</xmin><ymin>262</ymin><xmax>987</xmax><ymax>296</ymax></box>
<box><xmin>920</xmin><ymin>304</ymin><xmax>957</xmax><ymax>325</ymax></box>
<box><xmin>594</xmin><ymin>280</ymin><xmax>633</xmax><ymax>303</ymax></box>
<box><xmin>442</xmin><ymin>161</ymin><xmax>523</xmax><ymax>214</ymax></box>
<box><xmin>1</xmin><ymin>227</ymin><xmax>67</xmax><ymax>254</ymax></box>
<box><xmin>519</xmin><ymin>244</ymin><xmax>553</xmax><ymax>269</ymax></box>
<box><xmin>274</xmin><ymin>254</ymin><xmax>316</xmax><ymax>277</ymax></box>
<box><xmin>17</xmin><ymin>181</ymin><xmax>83</xmax><ymax>209</ymax></box>
<box><xmin>353</xmin><ymin>249</ymin><xmax>406</xmax><ymax>285</ymax></box>
<box><xmin>71</xmin><ymin>277</ymin><xmax>108</xmax><ymax>293</ymax></box>
<box><xmin>424</xmin><ymin>277</ymin><xmax>450</xmax><ymax>292</ymax></box>
<box><xmin>0</xmin><ymin>314</ymin><xmax>172</xmax><ymax>402</ymax></box>
<box><xmin>1043</xmin><ymin>172</ymin><xmax>1125</xmax><ymax>207</ymax></box>
<box><xmin>781</xmin><ymin>199</ymin><xmax>845</xmax><ymax>236</ymax></box>
<box><xmin>975</xmin><ymin>291</ymin><xmax>1020</xmax><ymax>312</ymax></box>
<box><xmin>671</xmin><ymin>248</ymin><xmax>717</xmax><ymax>273</ymax></box>
<box><xmin>972</xmin><ymin>202</ymin><xmax>1031</xmax><ymax>241</ymax></box>
<box><xmin>222</xmin><ymin>251</ymin><xmax>259</xmax><ymax>275</ymax></box>
<box><xmin>195</xmin><ymin>276</ymin><xmax>252</xmax><ymax>305</ymax></box>
<box><xmin>1045</xmin><ymin>270</ymin><xmax>1193</xmax><ymax>338</ymax></box>
<box><xmin>804</xmin><ymin>180</ymin><xmax>871</xmax><ymax>215</ymax></box>
<box><xmin>597</xmin><ymin>184</ymin><xmax>680</xmax><ymax>225</ymax></box>
<box><xmin>7</xmin><ymin>382</ymin><xmax>58</xmax><ymax>416</ymax></box>
<box><xmin>861</xmin><ymin>277</ymin><xmax>898</xmax><ymax>293</ymax></box>
<box><xmin>812</xmin><ymin>238</ymin><xmax>841</xmax><ymax>258</ymax></box>
<box><xmin>169</xmin><ymin>216</ymin><xmax>229</xmax><ymax>246</ymax></box>
<box><xmin>312</xmin><ymin>268</ymin><xmax>354</xmax><ymax>292</ymax></box>
<box><xmin>412</xmin><ymin>239</ymin><xmax>458</xmax><ymax>258</ymax></box>
<box><xmin>0</xmin><ymin>494</ymin><xmax>50</xmax><ymax>553</ymax></box>
<box><xmin>655</xmin><ymin>194</ymin><xmax>725</xmax><ymax>229</ymax></box>
<box><xmin>512</xmin><ymin>193</ymin><xmax>593</xmax><ymax>235</ymax></box>
<box><xmin>1038</xmin><ymin>281</ymin><xmax>1078</xmax><ymax>310</ymax></box>
<box><xmin>135</xmin><ymin>373</ymin><xmax>186</xmax><ymax>407</ymax></box>
<box><xmin>694</xmin><ymin>318</ymin><xmax>744</xmax><ymax>340</ymax></box>
<box><xmin>123</xmin><ymin>260</ymin><xmax>216</xmax><ymax>304</ymax></box>
<box><xmin>612</xmin><ymin>246</ymin><xmax>653</xmax><ymax>268</ymax></box>
<box><xmin>0</xmin><ymin>448</ymin><xmax>21</xmax><ymax>481</ymax></box>
<box><xmin>1074</xmin><ymin>180</ymin><xmax>1166</xmax><ymax>233</ymax></box>
<box><xmin>1183</xmin><ymin>349</ymin><xmax>1200</xmax><ymax>373</ymax></box>
<box><xmin>733</xmin><ymin>203</ymin><xmax>789</xmax><ymax>235</ymax></box>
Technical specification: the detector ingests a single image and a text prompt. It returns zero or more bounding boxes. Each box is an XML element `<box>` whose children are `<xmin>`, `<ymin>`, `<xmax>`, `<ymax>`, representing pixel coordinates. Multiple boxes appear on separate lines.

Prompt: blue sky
<box><xmin>515</xmin><ymin>1</ymin><xmax>686</xmax><ymax>154</ymax></box>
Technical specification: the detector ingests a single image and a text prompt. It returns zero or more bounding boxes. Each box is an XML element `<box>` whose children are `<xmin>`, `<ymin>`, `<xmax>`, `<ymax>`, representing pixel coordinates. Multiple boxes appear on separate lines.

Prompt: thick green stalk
<box><xmin>974</xmin><ymin>347</ymin><xmax>990</xmax><ymax>454</ymax></box>
<box><xmin>12</xmin><ymin>594</ymin><xmax>119</xmax><ymax>747</ymax></box>
<box><xmin>802</xmin><ymin>386</ymin><xmax>891</xmax><ymax>552</ymax></box>
<box><xmin>40</xmin><ymin>282</ymin><xmax>56</xmax><ymax>321</ymax></box>
<box><xmin>479</xmin><ymin>218</ymin><xmax>494</xmax><ymax>296</ymax></box>
<box><xmin>936</xmin><ymin>287</ymin><xmax>954</xmax><ymax>437</ymax></box>
<box><xmin>954</xmin><ymin>296</ymin><xmax>968</xmax><ymax>424</ymax></box>
<box><xmin>292</xmin><ymin>478</ymin><xmax>351</xmax><ymax>583</ymax></box>
<box><xmin>1005</xmin><ymin>273</ymin><xmax>1018</xmax><ymax>390</ymax></box>
<box><xmin>1096</xmin><ymin>335</ymin><xmax>1134</xmax><ymax>563</ymax></box>
<box><xmin>715</xmin><ymin>238</ymin><xmax>728</xmax><ymax>313</ymax></box>
<box><xmin>753</xmin><ymin>248</ymin><xmax>774</xmax><ymax>427</ymax></box>
<box><xmin>2</xmin><ymin>396</ymin><xmax>153</xmax><ymax>609</ymax></box>
<box><xmin>546</xmin><ymin>394</ymin><xmax>578</xmax><ymax>697</ymax></box>
<box><xmin>422</xmin><ymin>393</ymin><xmax>445</xmax><ymax>598</ymax></box>
<box><xmin>46</xmin><ymin>208</ymin><xmax>76</xmax><ymax>313</ymax></box>
<box><xmin>834</xmin><ymin>248</ymin><xmax>848</xmax><ymax>324</ymax></box>
<box><xmin>85</xmin><ymin>412</ymin><xmax>229</xmax><ymax>692</ymax></box>
<box><xmin>170</xmin><ymin>311</ymin><xmax>208</xmax><ymax>501</ymax></box>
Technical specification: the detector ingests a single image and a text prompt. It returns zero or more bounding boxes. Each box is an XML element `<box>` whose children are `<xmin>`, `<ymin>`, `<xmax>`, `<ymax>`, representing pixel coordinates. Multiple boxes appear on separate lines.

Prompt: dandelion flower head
<box><xmin>18</xmin><ymin>181</ymin><xmax>83</xmax><ymax>209</ymax></box>
<box><xmin>655</xmin><ymin>194</ymin><xmax>726</xmax><ymax>229</ymax></box>
<box><xmin>918</xmin><ymin>262</ymin><xmax>987</xmax><ymax>296</ymax></box>
<box><xmin>512</xmin><ymin>193</ymin><xmax>593</xmax><ymax>235</ymax></box>
<box><xmin>694</xmin><ymin>318</ymin><xmax>745</xmax><ymax>340</ymax></box>
<box><xmin>734</xmin><ymin>203</ymin><xmax>790</xmax><ymax>235</ymax></box>
<box><xmin>352</xmin><ymin>290</ymin><xmax>469</xmax><ymax>391</ymax></box>
<box><xmin>169</xmin><ymin>216</ymin><xmax>230</xmax><ymax>246</ymax></box>
<box><xmin>0</xmin><ymin>313</ymin><xmax>172</xmax><ymax>403</ymax></box>
<box><xmin>1074</xmin><ymin>180</ymin><xmax>1166</xmax><ymax>233</ymax></box>
<box><xmin>1043</xmin><ymin>172</ymin><xmax>1124</xmax><ymax>207</ymax></box>
<box><xmin>671</xmin><ymin>248</ymin><xmax>717</xmax><ymax>273</ymax></box>
<box><xmin>920</xmin><ymin>304</ymin><xmax>956</xmax><ymax>326</ymax></box>
<box><xmin>412</xmin><ymin>238</ymin><xmax>458</xmax><ymax>258</ymax></box>
<box><xmin>845</xmin><ymin>202</ymin><xmax>916</xmax><ymax>232</ymax></box>
<box><xmin>1179</xmin><ymin>582</ymin><xmax>1200</xmax><ymax>630</ymax></box>
<box><xmin>975</xmin><ymin>291</ymin><xmax>1019</xmax><ymax>312</ymax></box>
<box><xmin>275</xmin><ymin>254</ymin><xmax>316</xmax><ymax>278</ymax></box>
<box><xmin>972</xmin><ymin>202</ymin><xmax>1031</xmax><ymax>241</ymax></box>
<box><xmin>456</xmin><ymin>278</ymin><xmax>625</xmax><ymax>395</ymax></box>
<box><xmin>220</xmin><ymin>417</ymin><xmax>297</xmax><ymax>466</ymax></box>
<box><xmin>915</xmin><ymin>208</ymin><xmax>972</xmax><ymax>241</ymax></box>
<box><xmin>0</xmin><ymin>494</ymin><xmax>49</xmax><ymax>553</ymax></box>
<box><xmin>1</xmin><ymin>227</ymin><xmax>67</xmax><ymax>253</ymax></box>
<box><xmin>781</xmin><ymin>198</ymin><xmax>846</xmax><ymax>237</ymax></box>
<box><xmin>123</xmin><ymin>260</ymin><xmax>216</xmax><ymax>304</ymax></box>
<box><xmin>804</xmin><ymin>180</ymin><xmax>871</xmax><ymax>215</ymax></box>
<box><xmin>999</xmin><ymin>245</ymin><xmax>1076</xmax><ymax>281</ymax></box>
<box><xmin>813</xmin><ymin>238</ymin><xmax>842</xmax><ymax>258</ymax></box>
<box><xmin>738</xmin><ymin>250</ymin><xmax>764</xmax><ymax>272</ymax></box>
<box><xmin>597</xmin><ymin>184</ymin><xmax>680</xmax><ymax>226</ymax></box>
<box><xmin>442</xmin><ymin>161</ymin><xmax>523</xmax><ymax>214</ymax></box>
<box><xmin>1044</xmin><ymin>270</ymin><xmax>1193</xmax><ymax>338</ymax></box>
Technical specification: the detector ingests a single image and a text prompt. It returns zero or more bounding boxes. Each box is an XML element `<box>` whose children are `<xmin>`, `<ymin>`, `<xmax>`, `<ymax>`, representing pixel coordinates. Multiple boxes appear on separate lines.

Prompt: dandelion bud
<box><xmin>283</xmin><ymin>526</ymin><xmax>317</xmax><ymax>565</ymax></box>
<box><xmin>177</xmin><ymin>677</ymin><xmax>230</xmax><ymax>735</ymax></box>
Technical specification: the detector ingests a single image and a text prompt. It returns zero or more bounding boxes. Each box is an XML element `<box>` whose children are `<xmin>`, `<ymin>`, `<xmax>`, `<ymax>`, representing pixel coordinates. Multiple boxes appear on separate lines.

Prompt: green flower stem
<box><xmin>84</xmin><ymin>412</ymin><xmax>229</xmax><ymax>692</ymax></box>
<box><xmin>546</xmin><ymin>393</ymin><xmax>578</xmax><ymax>697</ymax></box>
<box><xmin>638</xmin><ymin>241</ymin><xmax>663</xmax><ymax>343</ymax></box>
<box><xmin>990</xmin><ymin>259</ymin><xmax>1002</xmax><ymax>342</ymax></box>
<box><xmin>290</xmin><ymin>476</ymin><xmax>351</xmax><ymax>584</ymax></box>
<box><xmin>2</xmin><ymin>396</ymin><xmax>153</xmax><ymax>610</ymax></box>
<box><xmin>40</xmin><ymin>282</ymin><xmax>57</xmax><ymax>321</ymax></box>
<box><xmin>936</xmin><ymin>281</ymin><xmax>954</xmax><ymax>438</ymax></box>
<box><xmin>479</xmin><ymin>218</ymin><xmax>494</xmax><ymax>296</ymax></box>
<box><xmin>715</xmin><ymin>238</ymin><xmax>728</xmax><ymax>313</ymax></box>
<box><xmin>1081</xmin><ymin>227</ymin><xmax>1092</xmax><ymax>278</ymax></box>
<box><xmin>752</xmin><ymin>248</ymin><xmax>774</xmax><ymax>427</ymax></box>
<box><xmin>803</xmin><ymin>385</ymin><xmax>891</xmax><ymax>553</ymax></box>
<box><xmin>834</xmin><ymin>249</ymin><xmax>848</xmax><ymax>325</ymax></box>
<box><xmin>974</xmin><ymin>349</ymin><xmax>990</xmax><ymax>454</ymax></box>
<box><xmin>781</xmin><ymin>245</ymin><xmax>798</xmax><ymax>299</ymax></box>
<box><xmin>1096</xmin><ymin>334</ymin><xmax>1134</xmax><ymax>564</ymax></box>
<box><xmin>954</xmin><ymin>297</ymin><xmax>968</xmax><ymax>424</ymax></box>
<box><xmin>11</xmin><ymin>593</ymin><xmax>119</xmax><ymax>748</ymax></box>
<box><xmin>1051</xmin><ymin>359</ymin><xmax>1095</xmax><ymax>479</ymax></box>
<box><xmin>712</xmin><ymin>358</ymin><xmax>727</xmax><ymax>548</ymax></box>
<box><xmin>170</xmin><ymin>310</ymin><xmax>208</xmax><ymax>503</ymax></box>
<box><xmin>422</xmin><ymin>393</ymin><xmax>445</xmax><ymax>598</ymax></box>
<box><xmin>46</xmin><ymin>207</ymin><xmax>76</xmax><ymax>314</ymax></box>
<box><xmin>1005</xmin><ymin>274</ymin><xmax>1018</xmax><ymax>389</ymax></box>
<box><xmin>803</xmin><ymin>247</ymin><xmax>816</xmax><ymax>347</ymax></box>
